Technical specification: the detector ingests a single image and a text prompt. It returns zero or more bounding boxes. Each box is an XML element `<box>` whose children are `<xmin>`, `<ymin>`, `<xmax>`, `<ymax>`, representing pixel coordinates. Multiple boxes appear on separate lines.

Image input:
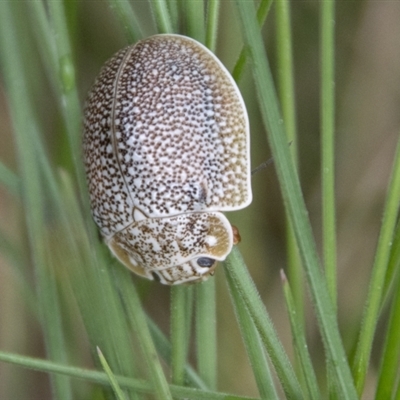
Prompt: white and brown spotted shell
<box><xmin>83</xmin><ymin>34</ymin><xmax>251</xmax><ymax>284</ymax></box>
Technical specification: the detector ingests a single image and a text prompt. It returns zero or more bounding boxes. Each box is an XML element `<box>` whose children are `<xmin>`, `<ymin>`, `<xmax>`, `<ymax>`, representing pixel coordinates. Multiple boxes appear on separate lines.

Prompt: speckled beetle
<box><xmin>83</xmin><ymin>34</ymin><xmax>252</xmax><ymax>285</ymax></box>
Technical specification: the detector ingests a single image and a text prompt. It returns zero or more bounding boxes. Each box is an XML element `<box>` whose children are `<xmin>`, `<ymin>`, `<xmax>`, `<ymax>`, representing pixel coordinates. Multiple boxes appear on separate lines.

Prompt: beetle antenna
<box><xmin>251</xmin><ymin>141</ymin><xmax>293</xmax><ymax>176</ymax></box>
<box><xmin>251</xmin><ymin>157</ymin><xmax>274</xmax><ymax>176</ymax></box>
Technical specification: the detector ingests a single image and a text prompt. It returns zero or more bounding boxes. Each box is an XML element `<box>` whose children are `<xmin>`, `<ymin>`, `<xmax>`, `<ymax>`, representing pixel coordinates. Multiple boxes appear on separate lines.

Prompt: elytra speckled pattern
<box><xmin>84</xmin><ymin>46</ymin><xmax>134</xmax><ymax>237</ymax></box>
<box><xmin>83</xmin><ymin>34</ymin><xmax>251</xmax><ymax>284</ymax></box>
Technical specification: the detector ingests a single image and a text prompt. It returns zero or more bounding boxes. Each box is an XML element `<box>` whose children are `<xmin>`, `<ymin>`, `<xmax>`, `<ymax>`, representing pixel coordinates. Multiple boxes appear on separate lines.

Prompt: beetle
<box><xmin>83</xmin><ymin>34</ymin><xmax>251</xmax><ymax>284</ymax></box>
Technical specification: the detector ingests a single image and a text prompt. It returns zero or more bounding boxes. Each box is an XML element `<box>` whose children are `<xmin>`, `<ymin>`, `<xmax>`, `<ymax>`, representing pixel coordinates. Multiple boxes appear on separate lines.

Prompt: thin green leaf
<box><xmin>97</xmin><ymin>347</ymin><xmax>128</xmax><ymax>400</ymax></box>
<box><xmin>46</xmin><ymin>0</ymin><xmax>86</xmax><ymax>196</ymax></box>
<box><xmin>281</xmin><ymin>270</ymin><xmax>320</xmax><ymax>400</ymax></box>
<box><xmin>205</xmin><ymin>0</ymin><xmax>220</xmax><ymax>52</ymax></box>
<box><xmin>233</xmin><ymin>2</ymin><xmax>357</xmax><ymax>397</ymax></box>
<box><xmin>185</xmin><ymin>0</ymin><xmax>205</xmax><ymax>44</ymax></box>
<box><xmin>0</xmin><ymin>3</ymin><xmax>73</xmax><ymax>399</ymax></box>
<box><xmin>226</xmin><ymin>269</ymin><xmax>279</xmax><ymax>399</ymax></box>
<box><xmin>107</xmin><ymin>0</ymin><xmax>144</xmax><ymax>43</ymax></box>
<box><xmin>150</xmin><ymin>0</ymin><xmax>173</xmax><ymax>34</ymax></box>
<box><xmin>375</xmin><ymin>274</ymin><xmax>400</xmax><ymax>400</ymax></box>
<box><xmin>0</xmin><ymin>162</ymin><xmax>20</xmax><ymax>196</ymax></box>
<box><xmin>171</xmin><ymin>285</ymin><xmax>191</xmax><ymax>385</ymax></box>
<box><xmin>275</xmin><ymin>0</ymin><xmax>303</xmax><ymax>326</ymax></box>
<box><xmin>232</xmin><ymin>0</ymin><xmax>273</xmax><ymax>82</ymax></box>
<box><xmin>382</xmin><ymin>219</ymin><xmax>400</xmax><ymax>305</ymax></box>
<box><xmin>146</xmin><ymin>316</ymin><xmax>208</xmax><ymax>389</ymax></box>
<box><xmin>0</xmin><ymin>351</ymin><xmax>260</xmax><ymax>400</ymax></box>
<box><xmin>166</xmin><ymin>0</ymin><xmax>179</xmax><ymax>32</ymax></box>
<box><xmin>352</xmin><ymin>135</ymin><xmax>400</xmax><ymax>395</ymax></box>
<box><xmin>195</xmin><ymin>279</ymin><xmax>217</xmax><ymax>389</ymax></box>
<box><xmin>224</xmin><ymin>247</ymin><xmax>303</xmax><ymax>399</ymax></box>
<box><xmin>28</xmin><ymin>1</ymin><xmax>60</xmax><ymax>96</ymax></box>
<box><xmin>113</xmin><ymin>267</ymin><xmax>173</xmax><ymax>400</ymax></box>
<box><xmin>320</xmin><ymin>0</ymin><xmax>338</xmax><ymax>396</ymax></box>
<box><xmin>58</xmin><ymin>172</ymin><xmax>139</xmax><ymax>384</ymax></box>
<box><xmin>395</xmin><ymin>384</ymin><xmax>400</xmax><ymax>400</ymax></box>
<box><xmin>320</xmin><ymin>0</ymin><xmax>337</xmax><ymax>308</ymax></box>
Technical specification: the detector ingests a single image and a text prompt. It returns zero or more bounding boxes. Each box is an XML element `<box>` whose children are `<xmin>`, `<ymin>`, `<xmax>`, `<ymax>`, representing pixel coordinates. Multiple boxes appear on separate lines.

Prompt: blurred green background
<box><xmin>1</xmin><ymin>1</ymin><xmax>400</xmax><ymax>398</ymax></box>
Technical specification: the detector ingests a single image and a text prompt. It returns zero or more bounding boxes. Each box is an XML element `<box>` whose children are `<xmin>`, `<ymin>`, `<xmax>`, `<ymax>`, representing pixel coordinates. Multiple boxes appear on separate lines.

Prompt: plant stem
<box><xmin>233</xmin><ymin>1</ymin><xmax>357</xmax><ymax>397</ymax></box>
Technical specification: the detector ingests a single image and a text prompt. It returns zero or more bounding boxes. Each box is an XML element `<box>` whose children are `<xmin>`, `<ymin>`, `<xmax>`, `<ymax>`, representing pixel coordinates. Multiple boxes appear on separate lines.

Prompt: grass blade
<box><xmin>352</xmin><ymin>135</ymin><xmax>400</xmax><ymax>395</ymax></box>
<box><xmin>205</xmin><ymin>0</ymin><xmax>220</xmax><ymax>52</ymax></box>
<box><xmin>275</xmin><ymin>0</ymin><xmax>303</xmax><ymax>324</ymax></box>
<box><xmin>58</xmin><ymin>172</ymin><xmax>140</xmax><ymax>400</ymax></box>
<box><xmin>320</xmin><ymin>0</ymin><xmax>338</xmax><ymax>396</ymax></box>
<box><xmin>281</xmin><ymin>270</ymin><xmax>320</xmax><ymax>400</ymax></box>
<box><xmin>232</xmin><ymin>0</ymin><xmax>273</xmax><ymax>82</ymax></box>
<box><xmin>97</xmin><ymin>347</ymin><xmax>128</xmax><ymax>400</ymax></box>
<box><xmin>0</xmin><ymin>3</ymin><xmax>73</xmax><ymax>399</ymax></box>
<box><xmin>107</xmin><ymin>0</ymin><xmax>144</xmax><ymax>43</ymax></box>
<box><xmin>233</xmin><ymin>1</ymin><xmax>357</xmax><ymax>397</ymax></box>
<box><xmin>150</xmin><ymin>0</ymin><xmax>173</xmax><ymax>33</ymax></box>
<box><xmin>375</xmin><ymin>273</ymin><xmax>400</xmax><ymax>399</ymax></box>
<box><xmin>195</xmin><ymin>279</ymin><xmax>217</xmax><ymax>389</ymax></box>
<box><xmin>225</xmin><ymin>268</ymin><xmax>279</xmax><ymax>399</ymax></box>
<box><xmin>0</xmin><ymin>351</ymin><xmax>259</xmax><ymax>400</ymax></box>
<box><xmin>224</xmin><ymin>247</ymin><xmax>303</xmax><ymax>399</ymax></box>
<box><xmin>185</xmin><ymin>3</ymin><xmax>218</xmax><ymax>389</ymax></box>
<box><xmin>166</xmin><ymin>0</ymin><xmax>179</xmax><ymax>31</ymax></box>
<box><xmin>113</xmin><ymin>267</ymin><xmax>173</xmax><ymax>400</ymax></box>
<box><xmin>47</xmin><ymin>0</ymin><xmax>84</xmax><ymax>191</ymax></box>
<box><xmin>184</xmin><ymin>0</ymin><xmax>205</xmax><ymax>44</ymax></box>
<box><xmin>0</xmin><ymin>162</ymin><xmax>20</xmax><ymax>196</ymax></box>
<box><xmin>171</xmin><ymin>286</ymin><xmax>191</xmax><ymax>385</ymax></box>
<box><xmin>383</xmin><ymin>220</ymin><xmax>400</xmax><ymax>303</ymax></box>
<box><xmin>320</xmin><ymin>0</ymin><xmax>337</xmax><ymax>308</ymax></box>
<box><xmin>146</xmin><ymin>316</ymin><xmax>208</xmax><ymax>389</ymax></box>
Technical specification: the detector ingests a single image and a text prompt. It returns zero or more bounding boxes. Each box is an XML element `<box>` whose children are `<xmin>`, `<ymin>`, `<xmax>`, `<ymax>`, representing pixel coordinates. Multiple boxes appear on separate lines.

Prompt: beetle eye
<box><xmin>196</xmin><ymin>257</ymin><xmax>216</xmax><ymax>268</ymax></box>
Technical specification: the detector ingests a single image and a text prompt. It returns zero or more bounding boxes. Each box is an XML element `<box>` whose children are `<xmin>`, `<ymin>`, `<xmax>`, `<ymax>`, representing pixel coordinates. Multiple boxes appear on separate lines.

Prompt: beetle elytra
<box><xmin>83</xmin><ymin>34</ymin><xmax>252</xmax><ymax>284</ymax></box>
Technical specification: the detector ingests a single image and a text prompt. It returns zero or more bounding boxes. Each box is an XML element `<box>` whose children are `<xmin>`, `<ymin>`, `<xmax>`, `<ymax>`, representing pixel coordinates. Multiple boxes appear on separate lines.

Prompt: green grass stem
<box><xmin>150</xmin><ymin>0</ymin><xmax>173</xmax><ymax>34</ymax></box>
<box><xmin>113</xmin><ymin>267</ymin><xmax>173</xmax><ymax>400</ymax></box>
<box><xmin>97</xmin><ymin>347</ymin><xmax>128</xmax><ymax>400</ymax></box>
<box><xmin>375</xmin><ymin>272</ymin><xmax>400</xmax><ymax>400</ymax></box>
<box><xmin>171</xmin><ymin>285</ymin><xmax>191</xmax><ymax>385</ymax></box>
<box><xmin>0</xmin><ymin>4</ymin><xmax>73</xmax><ymax>399</ymax></box>
<box><xmin>46</xmin><ymin>1</ymin><xmax>84</xmax><ymax>192</ymax></box>
<box><xmin>0</xmin><ymin>351</ymin><xmax>259</xmax><ymax>400</ymax></box>
<box><xmin>107</xmin><ymin>0</ymin><xmax>143</xmax><ymax>43</ymax></box>
<box><xmin>28</xmin><ymin>1</ymin><xmax>60</xmax><ymax>95</ymax></box>
<box><xmin>146</xmin><ymin>316</ymin><xmax>208</xmax><ymax>389</ymax></box>
<box><xmin>226</xmin><ymin>268</ymin><xmax>279</xmax><ymax>399</ymax></box>
<box><xmin>233</xmin><ymin>1</ymin><xmax>357</xmax><ymax>397</ymax></box>
<box><xmin>320</xmin><ymin>0</ymin><xmax>337</xmax><ymax>309</ymax></box>
<box><xmin>0</xmin><ymin>162</ymin><xmax>20</xmax><ymax>196</ymax></box>
<box><xmin>205</xmin><ymin>0</ymin><xmax>220</xmax><ymax>52</ymax></box>
<box><xmin>205</xmin><ymin>0</ymin><xmax>220</xmax><ymax>53</ymax></box>
<box><xmin>281</xmin><ymin>270</ymin><xmax>320</xmax><ymax>400</ymax></box>
<box><xmin>395</xmin><ymin>384</ymin><xmax>400</xmax><ymax>400</ymax></box>
<box><xmin>224</xmin><ymin>247</ymin><xmax>303</xmax><ymax>399</ymax></box>
<box><xmin>320</xmin><ymin>1</ymin><xmax>338</xmax><ymax>396</ymax></box>
<box><xmin>275</xmin><ymin>0</ymin><xmax>303</xmax><ymax>325</ymax></box>
<box><xmin>195</xmin><ymin>279</ymin><xmax>217</xmax><ymax>389</ymax></box>
<box><xmin>166</xmin><ymin>0</ymin><xmax>179</xmax><ymax>32</ymax></box>
<box><xmin>352</xmin><ymin>135</ymin><xmax>400</xmax><ymax>395</ymax></box>
<box><xmin>184</xmin><ymin>0</ymin><xmax>205</xmax><ymax>44</ymax></box>
<box><xmin>59</xmin><ymin>173</ymin><xmax>140</xmax><ymax>399</ymax></box>
<box><xmin>232</xmin><ymin>0</ymin><xmax>273</xmax><ymax>82</ymax></box>
<box><xmin>382</xmin><ymin>219</ymin><xmax>400</xmax><ymax>304</ymax></box>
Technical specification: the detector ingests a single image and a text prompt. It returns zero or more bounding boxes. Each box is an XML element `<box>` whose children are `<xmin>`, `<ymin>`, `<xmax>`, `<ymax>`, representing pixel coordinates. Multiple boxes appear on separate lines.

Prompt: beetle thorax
<box><xmin>107</xmin><ymin>211</ymin><xmax>233</xmax><ymax>284</ymax></box>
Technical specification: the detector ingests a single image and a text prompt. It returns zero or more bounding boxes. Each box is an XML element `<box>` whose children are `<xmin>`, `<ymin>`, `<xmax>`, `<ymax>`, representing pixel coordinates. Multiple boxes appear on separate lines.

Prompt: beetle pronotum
<box><xmin>83</xmin><ymin>34</ymin><xmax>252</xmax><ymax>285</ymax></box>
